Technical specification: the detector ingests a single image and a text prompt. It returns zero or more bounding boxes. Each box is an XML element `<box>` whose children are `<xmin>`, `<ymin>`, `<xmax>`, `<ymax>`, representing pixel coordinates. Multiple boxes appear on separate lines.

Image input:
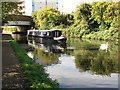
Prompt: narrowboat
<box><xmin>27</xmin><ymin>29</ymin><xmax>66</xmax><ymax>42</ymax></box>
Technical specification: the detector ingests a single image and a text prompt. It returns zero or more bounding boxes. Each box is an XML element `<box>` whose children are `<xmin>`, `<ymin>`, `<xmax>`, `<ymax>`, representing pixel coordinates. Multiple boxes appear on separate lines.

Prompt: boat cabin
<box><xmin>27</xmin><ymin>29</ymin><xmax>66</xmax><ymax>42</ymax></box>
<box><xmin>27</xmin><ymin>29</ymin><xmax>62</xmax><ymax>38</ymax></box>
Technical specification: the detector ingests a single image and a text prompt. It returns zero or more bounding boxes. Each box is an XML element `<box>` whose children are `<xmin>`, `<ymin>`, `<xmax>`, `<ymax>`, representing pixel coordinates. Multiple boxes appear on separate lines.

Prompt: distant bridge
<box><xmin>4</xmin><ymin>15</ymin><xmax>32</xmax><ymax>34</ymax></box>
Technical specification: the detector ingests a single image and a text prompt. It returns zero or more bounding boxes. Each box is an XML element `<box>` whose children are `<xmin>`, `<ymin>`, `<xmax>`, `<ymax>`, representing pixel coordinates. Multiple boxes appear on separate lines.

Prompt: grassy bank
<box><xmin>8</xmin><ymin>36</ymin><xmax>59</xmax><ymax>89</ymax></box>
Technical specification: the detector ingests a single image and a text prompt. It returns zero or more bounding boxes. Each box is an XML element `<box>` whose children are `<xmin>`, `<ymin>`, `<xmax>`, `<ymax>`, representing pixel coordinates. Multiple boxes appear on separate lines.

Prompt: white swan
<box><xmin>100</xmin><ymin>42</ymin><xmax>108</xmax><ymax>51</ymax></box>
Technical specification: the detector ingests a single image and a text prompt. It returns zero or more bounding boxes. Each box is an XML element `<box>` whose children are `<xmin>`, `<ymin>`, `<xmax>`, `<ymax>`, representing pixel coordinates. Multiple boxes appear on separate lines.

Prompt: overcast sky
<box><xmin>58</xmin><ymin>0</ymin><xmax>99</xmax><ymax>13</ymax></box>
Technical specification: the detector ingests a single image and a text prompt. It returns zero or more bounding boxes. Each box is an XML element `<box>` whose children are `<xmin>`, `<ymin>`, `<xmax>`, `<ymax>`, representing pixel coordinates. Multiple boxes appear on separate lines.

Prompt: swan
<box><xmin>99</xmin><ymin>42</ymin><xmax>108</xmax><ymax>51</ymax></box>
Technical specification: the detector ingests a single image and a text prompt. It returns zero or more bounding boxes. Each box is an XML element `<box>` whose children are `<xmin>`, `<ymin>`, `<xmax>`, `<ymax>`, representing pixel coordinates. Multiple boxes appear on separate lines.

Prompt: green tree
<box><xmin>103</xmin><ymin>2</ymin><xmax>120</xmax><ymax>26</ymax></box>
<box><xmin>59</xmin><ymin>13</ymin><xmax>74</xmax><ymax>27</ymax></box>
<box><xmin>37</xmin><ymin>6</ymin><xmax>61</xmax><ymax>29</ymax></box>
<box><xmin>31</xmin><ymin>11</ymin><xmax>38</xmax><ymax>28</ymax></box>
<box><xmin>74</xmin><ymin>3</ymin><xmax>92</xmax><ymax>24</ymax></box>
<box><xmin>91</xmin><ymin>2</ymin><xmax>110</xmax><ymax>30</ymax></box>
<box><xmin>73</xmin><ymin>3</ymin><xmax>92</xmax><ymax>37</ymax></box>
<box><xmin>2</xmin><ymin>2</ymin><xmax>24</xmax><ymax>24</ymax></box>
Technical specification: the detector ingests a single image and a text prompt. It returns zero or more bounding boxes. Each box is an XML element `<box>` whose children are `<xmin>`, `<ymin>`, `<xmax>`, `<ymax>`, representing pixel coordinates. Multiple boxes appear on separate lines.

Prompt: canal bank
<box><xmin>2</xmin><ymin>34</ymin><xmax>27</xmax><ymax>89</ymax></box>
<box><xmin>2</xmin><ymin>34</ymin><xmax>59</xmax><ymax>89</ymax></box>
<box><xmin>2</xmin><ymin>33</ymin><xmax>118</xmax><ymax>89</ymax></box>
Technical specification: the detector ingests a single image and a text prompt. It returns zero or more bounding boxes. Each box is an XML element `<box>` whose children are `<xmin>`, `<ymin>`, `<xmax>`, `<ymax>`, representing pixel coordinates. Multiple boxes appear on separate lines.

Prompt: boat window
<box><xmin>29</xmin><ymin>32</ymin><xmax>32</xmax><ymax>35</ymax></box>
<box><xmin>47</xmin><ymin>32</ymin><xmax>49</xmax><ymax>36</ymax></box>
<box><xmin>43</xmin><ymin>32</ymin><xmax>47</xmax><ymax>36</ymax></box>
<box><xmin>57</xmin><ymin>31</ymin><xmax>59</xmax><ymax>37</ymax></box>
<box><xmin>55</xmin><ymin>31</ymin><xmax>61</xmax><ymax>37</ymax></box>
<box><xmin>49</xmin><ymin>32</ymin><xmax>51</xmax><ymax>36</ymax></box>
<box><xmin>52</xmin><ymin>31</ymin><xmax>55</xmax><ymax>37</ymax></box>
<box><xmin>55</xmin><ymin>31</ymin><xmax>57</xmax><ymax>37</ymax></box>
<box><xmin>35</xmin><ymin>32</ymin><xmax>38</xmax><ymax>35</ymax></box>
<box><xmin>38</xmin><ymin>31</ymin><xmax>41</xmax><ymax>35</ymax></box>
<box><xmin>59</xmin><ymin>31</ymin><xmax>62</xmax><ymax>36</ymax></box>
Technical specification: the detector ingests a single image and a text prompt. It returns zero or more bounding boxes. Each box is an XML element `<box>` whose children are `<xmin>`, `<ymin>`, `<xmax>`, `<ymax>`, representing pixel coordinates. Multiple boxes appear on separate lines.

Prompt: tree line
<box><xmin>32</xmin><ymin>1</ymin><xmax>120</xmax><ymax>41</ymax></box>
<box><xmin>2</xmin><ymin>1</ymin><xmax>119</xmax><ymax>41</ymax></box>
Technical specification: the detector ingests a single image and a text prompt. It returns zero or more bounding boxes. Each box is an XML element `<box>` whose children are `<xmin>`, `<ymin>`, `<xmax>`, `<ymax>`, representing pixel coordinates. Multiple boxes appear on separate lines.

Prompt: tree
<box><xmin>73</xmin><ymin>3</ymin><xmax>92</xmax><ymax>37</ymax></box>
<box><xmin>2</xmin><ymin>2</ymin><xmax>24</xmax><ymax>24</ymax></box>
<box><xmin>74</xmin><ymin>3</ymin><xmax>92</xmax><ymax>24</ymax></box>
<box><xmin>31</xmin><ymin>11</ymin><xmax>38</xmax><ymax>28</ymax></box>
<box><xmin>59</xmin><ymin>13</ymin><xmax>74</xmax><ymax>26</ymax></box>
<box><xmin>103</xmin><ymin>2</ymin><xmax>120</xmax><ymax>26</ymax></box>
<box><xmin>91</xmin><ymin>2</ymin><xmax>110</xmax><ymax>24</ymax></box>
<box><xmin>37</xmin><ymin>6</ymin><xmax>61</xmax><ymax>29</ymax></box>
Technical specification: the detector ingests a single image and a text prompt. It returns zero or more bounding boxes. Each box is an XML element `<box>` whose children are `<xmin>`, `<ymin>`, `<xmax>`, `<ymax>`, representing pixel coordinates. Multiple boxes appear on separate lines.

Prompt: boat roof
<box><xmin>28</xmin><ymin>29</ymin><xmax>61</xmax><ymax>32</ymax></box>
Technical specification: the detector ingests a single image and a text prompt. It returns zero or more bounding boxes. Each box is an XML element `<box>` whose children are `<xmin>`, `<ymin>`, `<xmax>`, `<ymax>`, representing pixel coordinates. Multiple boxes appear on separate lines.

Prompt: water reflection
<box><xmin>75</xmin><ymin>49</ymin><xmax>118</xmax><ymax>75</ymax></box>
<box><xmin>67</xmin><ymin>38</ymin><xmax>119</xmax><ymax>76</ymax></box>
<box><xmin>27</xmin><ymin>38</ymin><xmax>119</xmax><ymax>76</ymax></box>
<box><xmin>11</xmin><ymin>33</ymin><xmax>27</xmax><ymax>43</ymax></box>
<box><xmin>25</xmin><ymin>37</ymin><xmax>118</xmax><ymax>88</ymax></box>
<box><xmin>27</xmin><ymin>50</ymin><xmax>60</xmax><ymax>66</ymax></box>
<box><xmin>27</xmin><ymin>38</ymin><xmax>66</xmax><ymax>66</ymax></box>
<box><xmin>27</xmin><ymin>37</ymin><xmax>66</xmax><ymax>53</ymax></box>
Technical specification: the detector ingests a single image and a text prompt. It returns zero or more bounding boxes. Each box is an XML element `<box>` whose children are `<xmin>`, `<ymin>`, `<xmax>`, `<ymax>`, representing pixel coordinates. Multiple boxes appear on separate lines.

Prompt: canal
<box><xmin>12</xmin><ymin>34</ymin><xmax>119</xmax><ymax>88</ymax></box>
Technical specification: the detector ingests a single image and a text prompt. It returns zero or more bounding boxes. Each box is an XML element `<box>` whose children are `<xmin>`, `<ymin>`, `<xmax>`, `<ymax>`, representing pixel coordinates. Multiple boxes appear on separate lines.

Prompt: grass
<box><xmin>8</xmin><ymin>36</ymin><xmax>59</xmax><ymax>89</ymax></box>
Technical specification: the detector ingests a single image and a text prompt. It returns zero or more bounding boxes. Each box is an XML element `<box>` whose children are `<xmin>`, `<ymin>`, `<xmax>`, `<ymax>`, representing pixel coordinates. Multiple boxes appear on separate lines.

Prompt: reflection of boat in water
<box><xmin>27</xmin><ymin>51</ymin><xmax>59</xmax><ymax>66</ymax></box>
<box><xmin>27</xmin><ymin>38</ymin><xmax>65</xmax><ymax>66</ymax></box>
<box><xmin>27</xmin><ymin>38</ymin><xmax>66</xmax><ymax>54</ymax></box>
<box><xmin>27</xmin><ymin>29</ymin><xmax>66</xmax><ymax>43</ymax></box>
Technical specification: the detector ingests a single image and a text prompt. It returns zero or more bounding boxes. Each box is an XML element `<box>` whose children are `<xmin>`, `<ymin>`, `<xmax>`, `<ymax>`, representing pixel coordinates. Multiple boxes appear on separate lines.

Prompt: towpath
<box><xmin>2</xmin><ymin>34</ymin><xmax>27</xmax><ymax>89</ymax></box>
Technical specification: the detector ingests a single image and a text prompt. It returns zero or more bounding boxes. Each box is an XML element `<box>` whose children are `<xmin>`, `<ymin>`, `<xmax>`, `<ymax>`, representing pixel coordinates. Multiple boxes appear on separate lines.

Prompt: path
<box><xmin>2</xmin><ymin>34</ymin><xmax>27</xmax><ymax>89</ymax></box>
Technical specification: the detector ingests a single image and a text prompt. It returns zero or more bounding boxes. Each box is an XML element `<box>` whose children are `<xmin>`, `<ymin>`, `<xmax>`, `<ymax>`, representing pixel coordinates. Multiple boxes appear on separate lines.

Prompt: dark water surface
<box><xmin>12</xmin><ymin>34</ymin><xmax>119</xmax><ymax>88</ymax></box>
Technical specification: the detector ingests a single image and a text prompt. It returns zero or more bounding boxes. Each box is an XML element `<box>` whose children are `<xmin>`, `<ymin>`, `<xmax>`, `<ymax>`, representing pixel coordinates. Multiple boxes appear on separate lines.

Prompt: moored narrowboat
<box><xmin>27</xmin><ymin>29</ymin><xmax>66</xmax><ymax>42</ymax></box>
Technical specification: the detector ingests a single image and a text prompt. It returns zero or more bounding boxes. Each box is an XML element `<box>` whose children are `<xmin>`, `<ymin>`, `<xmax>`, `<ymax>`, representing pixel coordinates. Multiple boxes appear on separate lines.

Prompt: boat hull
<box><xmin>27</xmin><ymin>36</ymin><xmax>66</xmax><ymax>44</ymax></box>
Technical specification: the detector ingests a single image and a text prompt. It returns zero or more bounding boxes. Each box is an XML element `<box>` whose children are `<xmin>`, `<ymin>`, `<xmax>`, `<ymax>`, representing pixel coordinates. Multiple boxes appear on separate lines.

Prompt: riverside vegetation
<box><xmin>2</xmin><ymin>1</ymin><xmax>119</xmax><ymax>89</ymax></box>
<box><xmin>31</xmin><ymin>1</ymin><xmax>120</xmax><ymax>41</ymax></box>
<box><xmin>8</xmin><ymin>36</ymin><xmax>59</xmax><ymax>89</ymax></box>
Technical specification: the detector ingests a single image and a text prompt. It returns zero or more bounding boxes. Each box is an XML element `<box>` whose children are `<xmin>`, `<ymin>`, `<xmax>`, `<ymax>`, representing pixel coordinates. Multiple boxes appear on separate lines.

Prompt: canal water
<box><xmin>12</xmin><ymin>34</ymin><xmax>119</xmax><ymax>88</ymax></box>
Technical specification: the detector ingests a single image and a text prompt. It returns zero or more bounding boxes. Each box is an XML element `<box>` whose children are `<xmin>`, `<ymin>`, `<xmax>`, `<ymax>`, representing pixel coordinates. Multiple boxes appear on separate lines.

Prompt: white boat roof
<box><xmin>28</xmin><ymin>29</ymin><xmax>61</xmax><ymax>32</ymax></box>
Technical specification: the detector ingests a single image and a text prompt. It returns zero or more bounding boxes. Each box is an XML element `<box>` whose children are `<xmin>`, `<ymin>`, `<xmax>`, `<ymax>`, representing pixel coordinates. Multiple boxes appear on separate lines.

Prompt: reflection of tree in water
<box><xmin>75</xmin><ymin>49</ymin><xmax>119</xmax><ymax>76</ymax></box>
<box><xmin>33</xmin><ymin>48</ymin><xmax>60</xmax><ymax>65</ymax></box>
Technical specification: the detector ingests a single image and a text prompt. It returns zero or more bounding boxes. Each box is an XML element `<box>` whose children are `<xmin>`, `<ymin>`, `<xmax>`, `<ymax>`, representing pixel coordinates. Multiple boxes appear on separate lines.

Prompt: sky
<box><xmin>20</xmin><ymin>0</ymin><xmax>117</xmax><ymax>15</ymax></box>
<box><xmin>58</xmin><ymin>0</ymin><xmax>100</xmax><ymax>13</ymax></box>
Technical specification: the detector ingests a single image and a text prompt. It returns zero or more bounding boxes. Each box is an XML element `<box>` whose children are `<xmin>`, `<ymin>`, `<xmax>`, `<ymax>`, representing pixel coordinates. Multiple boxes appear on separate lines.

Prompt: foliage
<box><xmin>84</xmin><ymin>15</ymin><xmax>119</xmax><ymax>41</ymax></box>
<box><xmin>91</xmin><ymin>2</ymin><xmax>109</xmax><ymax>25</ymax></box>
<box><xmin>3</xmin><ymin>27</ymin><xmax>17</xmax><ymax>32</ymax></box>
<box><xmin>74</xmin><ymin>3</ymin><xmax>92</xmax><ymax>24</ymax></box>
<box><xmin>8</xmin><ymin>36</ymin><xmax>59</xmax><ymax>89</ymax></box>
<box><xmin>36</xmin><ymin>6</ymin><xmax>61</xmax><ymax>29</ymax></box>
<box><xmin>31</xmin><ymin>1</ymin><xmax>119</xmax><ymax>41</ymax></box>
<box><xmin>63</xmin><ymin>1</ymin><xmax>119</xmax><ymax>41</ymax></box>
<box><xmin>31</xmin><ymin>11</ymin><xmax>38</xmax><ymax>29</ymax></box>
<box><xmin>59</xmin><ymin>13</ymin><xmax>74</xmax><ymax>27</ymax></box>
<box><xmin>103</xmin><ymin>2</ymin><xmax>120</xmax><ymax>25</ymax></box>
<box><xmin>2</xmin><ymin>2</ymin><xmax>24</xmax><ymax>23</ymax></box>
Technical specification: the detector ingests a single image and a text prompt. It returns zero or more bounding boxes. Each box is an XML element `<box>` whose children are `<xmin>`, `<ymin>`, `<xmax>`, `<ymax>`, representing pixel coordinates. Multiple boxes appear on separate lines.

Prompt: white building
<box><xmin>20</xmin><ymin>0</ymin><xmax>58</xmax><ymax>16</ymax></box>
